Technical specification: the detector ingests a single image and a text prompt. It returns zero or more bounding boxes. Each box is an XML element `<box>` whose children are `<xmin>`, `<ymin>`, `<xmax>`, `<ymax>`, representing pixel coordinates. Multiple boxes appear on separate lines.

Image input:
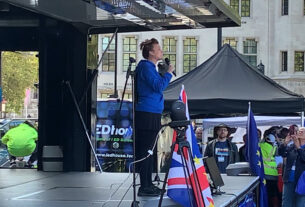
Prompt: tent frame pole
<box><xmin>301</xmin><ymin>111</ymin><xmax>304</xmax><ymax>127</ymax></box>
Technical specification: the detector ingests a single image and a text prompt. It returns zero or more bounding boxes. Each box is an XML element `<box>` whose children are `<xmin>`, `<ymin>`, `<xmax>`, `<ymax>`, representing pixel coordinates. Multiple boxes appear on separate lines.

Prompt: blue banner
<box><xmin>96</xmin><ymin>100</ymin><xmax>133</xmax><ymax>172</ymax></box>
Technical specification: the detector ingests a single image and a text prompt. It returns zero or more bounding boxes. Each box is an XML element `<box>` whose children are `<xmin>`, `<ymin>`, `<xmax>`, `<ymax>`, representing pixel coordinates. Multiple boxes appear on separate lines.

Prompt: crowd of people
<box><xmin>201</xmin><ymin>123</ymin><xmax>305</xmax><ymax>207</ymax></box>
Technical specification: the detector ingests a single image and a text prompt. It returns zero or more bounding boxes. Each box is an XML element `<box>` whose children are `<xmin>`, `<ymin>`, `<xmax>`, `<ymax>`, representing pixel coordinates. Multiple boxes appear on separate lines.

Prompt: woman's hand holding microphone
<box><xmin>164</xmin><ymin>58</ymin><xmax>175</xmax><ymax>76</ymax></box>
<box><xmin>158</xmin><ymin>58</ymin><xmax>176</xmax><ymax>76</ymax></box>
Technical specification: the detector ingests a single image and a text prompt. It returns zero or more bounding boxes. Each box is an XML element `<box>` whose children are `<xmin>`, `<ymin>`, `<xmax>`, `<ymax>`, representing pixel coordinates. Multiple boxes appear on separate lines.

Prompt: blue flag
<box><xmin>246</xmin><ymin>104</ymin><xmax>268</xmax><ymax>207</ymax></box>
<box><xmin>238</xmin><ymin>193</ymin><xmax>256</xmax><ymax>207</ymax></box>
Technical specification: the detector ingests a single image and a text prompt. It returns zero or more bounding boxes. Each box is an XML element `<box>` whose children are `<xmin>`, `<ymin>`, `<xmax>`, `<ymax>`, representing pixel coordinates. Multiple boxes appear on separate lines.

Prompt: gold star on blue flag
<box><xmin>193</xmin><ymin>156</ymin><xmax>200</xmax><ymax>165</ymax></box>
<box><xmin>257</xmin><ymin>161</ymin><xmax>261</xmax><ymax>168</ymax></box>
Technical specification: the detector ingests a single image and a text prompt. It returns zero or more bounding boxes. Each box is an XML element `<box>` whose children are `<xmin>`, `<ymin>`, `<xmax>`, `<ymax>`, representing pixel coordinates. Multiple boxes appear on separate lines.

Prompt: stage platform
<box><xmin>0</xmin><ymin>169</ymin><xmax>259</xmax><ymax>207</ymax></box>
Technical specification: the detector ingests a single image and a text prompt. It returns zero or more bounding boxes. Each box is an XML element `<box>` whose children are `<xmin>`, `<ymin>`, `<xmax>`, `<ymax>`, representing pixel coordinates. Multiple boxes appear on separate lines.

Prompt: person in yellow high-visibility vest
<box><xmin>1</xmin><ymin>121</ymin><xmax>38</xmax><ymax>168</ymax></box>
<box><xmin>260</xmin><ymin>133</ymin><xmax>280</xmax><ymax>207</ymax></box>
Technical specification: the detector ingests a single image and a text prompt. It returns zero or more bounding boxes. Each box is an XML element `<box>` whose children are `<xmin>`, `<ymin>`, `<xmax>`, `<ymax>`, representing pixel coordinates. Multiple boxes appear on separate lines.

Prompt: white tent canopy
<box><xmin>202</xmin><ymin>116</ymin><xmax>302</xmax><ymax>129</ymax></box>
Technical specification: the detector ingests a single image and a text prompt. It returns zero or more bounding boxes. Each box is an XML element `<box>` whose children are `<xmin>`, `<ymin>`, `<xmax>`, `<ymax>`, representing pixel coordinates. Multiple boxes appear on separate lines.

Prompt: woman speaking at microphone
<box><xmin>135</xmin><ymin>38</ymin><xmax>174</xmax><ymax>196</ymax></box>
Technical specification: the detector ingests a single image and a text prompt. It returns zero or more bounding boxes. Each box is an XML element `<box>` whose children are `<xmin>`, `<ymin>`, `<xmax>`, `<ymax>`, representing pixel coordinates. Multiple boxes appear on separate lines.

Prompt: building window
<box><xmin>281</xmin><ymin>51</ymin><xmax>288</xmax><ymax>72</ymax></box>
<box><xmin>183</xmin><ymin>37</ymin><xmax>197</xmax><ymax>73</ymax></box>
<box><xmin>282</xmin><ymin>0</ymin><xmax>289</xmax><ymax>15</ymax></box>
<box><xmin>230</xmin><ymin>0</ymin><xmax>239</xmax><ymax>13</ymax></box>
<box><xmin>230</xmin><ymin>0</ymin><xmax>250</xmax><ymax>17</ymax></box>
<box><xmin>295</xmin><ymin>51</ymin><xmax>304</xmax><ymax>72</ymax></box>
<box><xmin>243</xmin><ymin>39</ymin><xmax>257</xmax><ymax>67</ymax></box>
<box><xmin>223</xmin><ymin>38</ymin><xmax>237</xmax><ymax>50</ymax></box>
<box><xmin>123</xmin><ymin>37</ymin><xmax>137</xmax><ymax>72</ymax></box>
<box><xmin>163</xmin><ymin>37</ymin><xmax>177</xmax><ymax>68</ymax></box>
<box><xmin>241</xmin><ymin>0</ymin><xmax>250</xmax><ymax>17</ymax></box>
<box><xmin>101</xmin><ymin>36</ymin><xmax>115</xmax><ymax>72</ymax></box>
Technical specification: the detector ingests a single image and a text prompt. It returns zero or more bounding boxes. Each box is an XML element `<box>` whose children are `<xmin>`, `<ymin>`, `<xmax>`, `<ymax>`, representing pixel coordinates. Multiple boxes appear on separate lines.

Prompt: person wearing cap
<box><xmin>260</xmin><ymin>133</ymin><xmax>280</xmax><ymax>207</ymax></box>
<box><xmin>278</xmin><ymin>127</ymin><xmax>305</xmax><ymax>207</ymax></box>
<box><xmin>1</xmin><ymin>121</ymin><xmax>38</xmax><ymax>168</ymax></box>
<box><xmin>204</xmin><ymin>123</ymin><xmax>239</xmax><ymax>173</ymax></box>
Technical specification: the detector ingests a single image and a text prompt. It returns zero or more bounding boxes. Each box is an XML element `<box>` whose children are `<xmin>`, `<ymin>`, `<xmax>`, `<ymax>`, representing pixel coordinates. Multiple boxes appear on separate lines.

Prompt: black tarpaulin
<box><xmin>164</xmin><ymin>44</ymin><xmax>304</xmax><ymax>117</ymax></box>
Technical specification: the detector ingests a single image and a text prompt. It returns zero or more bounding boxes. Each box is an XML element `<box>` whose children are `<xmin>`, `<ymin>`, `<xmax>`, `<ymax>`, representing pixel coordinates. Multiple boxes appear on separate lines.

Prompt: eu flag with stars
<box><xmin>246</xmin><ymin>104</ymin><xmax>268</xmax><ymax>207</ymax></box>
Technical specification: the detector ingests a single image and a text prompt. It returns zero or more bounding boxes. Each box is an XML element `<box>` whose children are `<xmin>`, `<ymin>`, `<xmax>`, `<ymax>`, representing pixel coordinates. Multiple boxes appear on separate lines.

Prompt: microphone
<box><xmin>129</xmin><ymin>57</ymin><xmax>136</xmax><ymax>63</ymax></box>
<box><xmin>164</xmin><ymin>58</ymin><xmax>170</xmax><ymax>65</ymax></box>
<box><xmin>165</xmin><ymin>58</ymin><xmax>176</xmax><ymax>77</ymax></box>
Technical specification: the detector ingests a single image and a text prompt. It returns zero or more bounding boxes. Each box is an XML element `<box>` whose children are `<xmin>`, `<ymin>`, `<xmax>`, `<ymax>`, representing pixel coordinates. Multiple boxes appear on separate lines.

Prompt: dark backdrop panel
<box><xmin>38</xmin><ymin>19</ymin><xmax>91</xmax><ymax>171</ymax></box>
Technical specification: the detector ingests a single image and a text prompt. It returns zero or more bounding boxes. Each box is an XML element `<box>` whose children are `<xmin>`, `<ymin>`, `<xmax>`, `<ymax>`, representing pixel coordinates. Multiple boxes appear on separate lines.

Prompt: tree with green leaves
<box><xmin>1</xmin><ymin>51</ymin><xmax>38</xmax><ymax>114</ymax></box>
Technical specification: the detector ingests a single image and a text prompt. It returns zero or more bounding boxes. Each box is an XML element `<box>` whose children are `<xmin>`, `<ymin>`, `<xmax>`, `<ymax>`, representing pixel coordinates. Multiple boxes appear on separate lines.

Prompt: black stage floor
<box><xmin>0</xmin><ymin>169</ymin><xmax>180</xmax><ymax>207</ymax></box>
<box><xmin>0</xmin><ymin>169</ymin><xmax>259</xmax><ymax>207</ymax></box>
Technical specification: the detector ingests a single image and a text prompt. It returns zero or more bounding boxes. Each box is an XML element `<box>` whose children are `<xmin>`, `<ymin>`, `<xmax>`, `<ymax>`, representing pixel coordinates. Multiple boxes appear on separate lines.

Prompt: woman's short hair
<box><xmin>140</xmin><ymin>38</ymin><xmax>159</xmax><ymax>59</ymax></box>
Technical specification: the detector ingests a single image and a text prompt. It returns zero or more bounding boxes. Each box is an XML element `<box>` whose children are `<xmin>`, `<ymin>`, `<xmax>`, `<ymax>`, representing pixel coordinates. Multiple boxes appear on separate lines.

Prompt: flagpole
<box><xmin>247</xmin><ymin>102</ymin><xmax>251</xmax><ymax>163</ymax></box>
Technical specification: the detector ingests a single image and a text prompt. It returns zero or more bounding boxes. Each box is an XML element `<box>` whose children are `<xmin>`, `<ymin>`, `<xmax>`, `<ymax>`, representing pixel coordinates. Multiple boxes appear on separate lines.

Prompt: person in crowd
<box><xmin>257</xmin><ymin>128</ymin><xmax>262</xmax><ymax>141</ymax></box>
<box><xmin>1</xmin><ymin>121</ymin><xmax>38</xmax><ymax>168</ymax></box>
<box><xmin>160</xmin><ymin>152</ymin><xmax>171</xmax><ymax>173</ymax></box>
<box><xmin>134</xmin><ymin>38</ymin><xmax>174</xmax><ymax>196</ymax></box>
<box><xmin>277</xmin><ymin>127</ymin><xmax>290</xmax><ymax>206</ymax></box>
<box><xmin>238</xmin><ymin>129</ymin><xmax>262</xmax><ymax>162</ymax></box>
<box><xmin>204</xmin><ymin>123</ymin><xmax>239</xmax><ymax>173</ymax></box>
<box><xmin>263</xmin><ymin>126</ymin><xmax>280</xmax><ymax>141</ymax></box>
<box><xmin>268</xmin><ymin>127</ymin><xmax>285</xmax><ymax>169</ymax></box>
<box><xmin>239</xmin><ymin>134</ymin><xmax>248</xmax><ymax>162</ymax></box>
<box><xmin>288</xmin><ymin>125</ymin><xmax>299</xmax><ymax>137</ymax></box>
<box><xmin>260</xmin><ymin>132</ymin><xmax>280</xmax><ymax>207</ymax></box>
<box><xmin>157</xmin><ymin>115</ymin><xmax>173</xmax><ymax>173</ymax></box>
<box><xmin>278</xmin><ymin>127</ymin><xmax>305</xmax><ymax>207</ymax></box>
<box><xmin>279</xmin><ymin>128</ymin><xmax>289</xmax><ymax>143</ymax></box>
<box><xmin>195</xmin><ymin>127</ymin><xmax>203</xmax><ymax>154</ymax></box>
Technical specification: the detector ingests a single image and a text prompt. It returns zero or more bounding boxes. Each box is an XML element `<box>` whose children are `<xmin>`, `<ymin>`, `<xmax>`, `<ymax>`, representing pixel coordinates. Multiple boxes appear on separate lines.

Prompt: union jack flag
<box><xmin>167</xmin><ymin>85</ymin><xmax>214</xmax><ymax>207</ymax></box>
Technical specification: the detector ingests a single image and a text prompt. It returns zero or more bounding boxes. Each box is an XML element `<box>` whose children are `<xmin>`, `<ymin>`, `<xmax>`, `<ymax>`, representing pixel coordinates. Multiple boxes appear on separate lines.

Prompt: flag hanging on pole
<box><xmin>167</xmin><ymin>85</ymin><xmax>214</xmax><ymax>207</ymax></box>
<box><xmin>246</xmin><ymin>103</ymin><xmax>268</xmax><ymax>207</ymax></box>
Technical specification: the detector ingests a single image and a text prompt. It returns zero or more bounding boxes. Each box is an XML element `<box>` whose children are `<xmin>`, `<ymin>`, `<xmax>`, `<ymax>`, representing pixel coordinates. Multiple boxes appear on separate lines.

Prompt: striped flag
<box><xmin>167</xmin><ymin>85</ymin><xmax>214</xmax><ymax>207</ymax></box>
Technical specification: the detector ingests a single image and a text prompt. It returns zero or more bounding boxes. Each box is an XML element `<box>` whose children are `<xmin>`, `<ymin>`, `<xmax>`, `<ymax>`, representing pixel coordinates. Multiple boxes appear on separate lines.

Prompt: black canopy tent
<box><xmin>164</xmin><ymin>44</ymin><xmax>304</xmax><ymax>118</ymax></box>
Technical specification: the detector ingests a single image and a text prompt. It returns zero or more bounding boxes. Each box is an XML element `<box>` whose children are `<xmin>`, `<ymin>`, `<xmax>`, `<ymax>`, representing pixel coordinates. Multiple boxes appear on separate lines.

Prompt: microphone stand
<box><xmin>118</xmin><ymin>57</ymin><xmax>139</xmax><ymax>207</ymax></box>
<box><xmin>118</xmin><ymin>57</ymin><xmax>135</xmax><ymax>112</ymax></box>
<box><xmin>130</xmin><ymin>67</ymin><xmax>139</xmax><ymax>207</ymax></box>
